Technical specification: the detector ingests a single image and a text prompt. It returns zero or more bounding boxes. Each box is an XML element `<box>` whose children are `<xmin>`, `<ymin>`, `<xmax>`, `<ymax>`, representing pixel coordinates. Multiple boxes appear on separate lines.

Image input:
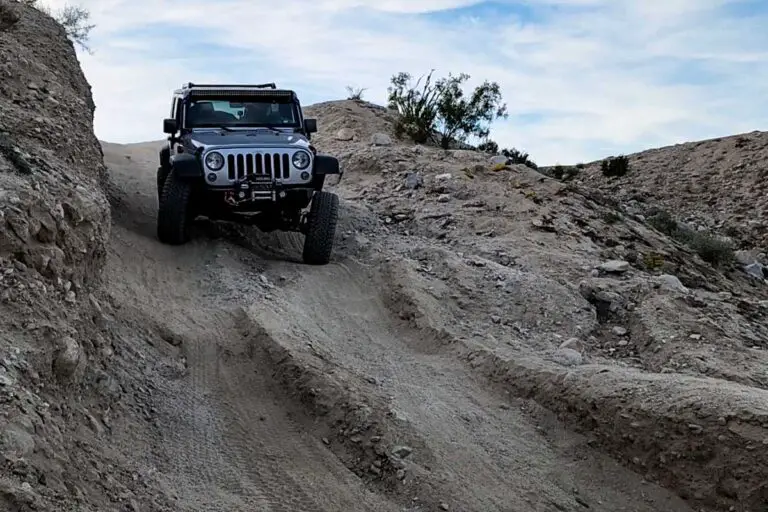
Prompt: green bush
<box><xmin>550</xmin><ymin>164</ymin><xmax>578</xmax><ymax>181</ymax></box>
<box><xmin>475</xmin><ymin>140</ymin><xmax>537</xmax><ymax>169</ymax></box>
<box><xmin>345</xmin><ymin>86</ymin><xmax>366</xmax><ymax>101</ymax></box>
<box><xmin>501</xmin><ymin>147</ymin><xmax>537</xmax><ymax>169</ymax></box>
<box><xmin>647</xmin><ymin>210</ymin><xmax>733</xmax><ymax>267</ymax></box>
<box><xmin>387</xmin><ymin>70</ymin><xmax>508</xmax><ymax>149</ymax></box>
<box><xmin>601</xmin><ymin>155</ymin><xmax>630</xmax><ymax>177</ymax></box>
<box><xmin>477</xmin><ymin>139</ymin><xmax>499</xmax><ymax>154</ymax></box>
<box><xmin>647</xmin><ymin>210</ymin><xmax>678</xmax><ymax>235</ymax></box>
<box><xmin>685</xmin><ymin>231</ymin><xmax>734</xmax><ymax>266</ymax></box>
<box><xmin>387</xmin><ymin>71</ymin><xmax>440</xmax><ymax>143</ymax></box>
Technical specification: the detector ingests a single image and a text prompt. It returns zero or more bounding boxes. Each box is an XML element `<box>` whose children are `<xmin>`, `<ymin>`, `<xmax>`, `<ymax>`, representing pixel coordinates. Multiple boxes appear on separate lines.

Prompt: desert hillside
<box><xmin>2</xmin><ymin>3</ymin><xmax>768</xmax><ymax>512</ymax></box>
<box><xmin>567</xmin><ymin>131</ymin><xmax>768</xmax><ymax>252</ymax></box>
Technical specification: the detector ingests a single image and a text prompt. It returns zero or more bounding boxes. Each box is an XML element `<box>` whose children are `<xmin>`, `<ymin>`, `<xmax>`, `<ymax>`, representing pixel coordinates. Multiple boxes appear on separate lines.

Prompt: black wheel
<box><xmin>157</xmin><ymin>169</ymin><xmax>194</xmax><ymax>245</ymax></box>
<box><xmin>302</xmin><ymin>191</ymin><xmax>339</xmax><ymax>265</ymax></box>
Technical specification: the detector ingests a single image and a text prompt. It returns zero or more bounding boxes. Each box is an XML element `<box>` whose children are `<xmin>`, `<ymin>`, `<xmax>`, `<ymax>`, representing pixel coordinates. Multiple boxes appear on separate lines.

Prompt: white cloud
<box><xmin>38</xmin><ymin>0</ymin><xmax>768</xmax><ymax>165</ymax></box>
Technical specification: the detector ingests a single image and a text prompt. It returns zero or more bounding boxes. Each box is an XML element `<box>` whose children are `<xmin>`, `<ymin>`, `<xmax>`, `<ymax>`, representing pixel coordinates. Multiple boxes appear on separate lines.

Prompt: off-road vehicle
<box><xmin>156</xmin><ymin>82</ymin><xmax>342</xmax><ymax>265</ymax></box>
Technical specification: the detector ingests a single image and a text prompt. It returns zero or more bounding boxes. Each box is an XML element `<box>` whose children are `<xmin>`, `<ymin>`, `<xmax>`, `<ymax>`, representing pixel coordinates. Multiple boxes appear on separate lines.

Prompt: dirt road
<box><xmin>101</xmin><ymin>141</ymin><xmax>694</xmax><ymax>511</ymax></box>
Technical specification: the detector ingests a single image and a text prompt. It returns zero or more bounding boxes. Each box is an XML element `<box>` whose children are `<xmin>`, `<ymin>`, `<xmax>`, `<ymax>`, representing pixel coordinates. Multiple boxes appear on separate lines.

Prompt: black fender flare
<box><xmin>159</xmin><ymin>145</ymin><xmax>171</xmax><ymax>170</ymax></box>
<box><xmin>313</xmin><ymin>154</ymin><xmax>342</xmax><ymax>176</ymax></box>
<box><xmin>169</xmin><ymin>152</ymin><xmax>202</xmax><ymax>180</ymax></box>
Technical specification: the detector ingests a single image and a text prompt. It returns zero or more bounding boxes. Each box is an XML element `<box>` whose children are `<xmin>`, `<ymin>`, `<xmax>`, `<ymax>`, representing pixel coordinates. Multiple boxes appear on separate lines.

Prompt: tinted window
<box><xmin>185</xmin><ymin>99</ymin><xmax>298</xmax><ymax>128</ymax></box>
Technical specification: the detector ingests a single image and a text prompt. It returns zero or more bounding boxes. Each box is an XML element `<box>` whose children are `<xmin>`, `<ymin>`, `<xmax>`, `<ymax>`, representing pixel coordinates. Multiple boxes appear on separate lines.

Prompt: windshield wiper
<box><xmin>217</xmin><ymin>125</ymin><xmax>235</xmax><ymax>132</ymax></box>
<box><xmin>258</xmin><ymin>125</ymin><xmax>283</xmax><ymax>135</ymax></box>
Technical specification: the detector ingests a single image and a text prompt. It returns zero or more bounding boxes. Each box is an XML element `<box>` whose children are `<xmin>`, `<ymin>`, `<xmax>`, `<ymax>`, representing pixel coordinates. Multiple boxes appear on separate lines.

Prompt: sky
<box><xmin>39</xmin><ymin>0</ymin><xmax>768</xmax><ymax>165</ymax></box>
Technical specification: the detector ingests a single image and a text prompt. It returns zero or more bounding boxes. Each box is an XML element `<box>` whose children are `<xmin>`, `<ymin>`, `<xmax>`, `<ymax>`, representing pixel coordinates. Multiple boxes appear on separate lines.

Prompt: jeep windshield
<box><xmin>184</xmin><ymin>98</ymin><xmax>300</xmax><ymax>129</ymax></box>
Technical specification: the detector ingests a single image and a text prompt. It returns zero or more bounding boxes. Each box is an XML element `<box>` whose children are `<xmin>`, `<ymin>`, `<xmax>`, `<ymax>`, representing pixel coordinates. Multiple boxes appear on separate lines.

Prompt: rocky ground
<box><xmin>2</xmin><ymin>2</ymin><xmax>768</xmax><ymax>511</ymax></box>
<box><xmin>568</xmin><ymin>130</ymin><xmax>768</xmax><ymax>253</ymax></box>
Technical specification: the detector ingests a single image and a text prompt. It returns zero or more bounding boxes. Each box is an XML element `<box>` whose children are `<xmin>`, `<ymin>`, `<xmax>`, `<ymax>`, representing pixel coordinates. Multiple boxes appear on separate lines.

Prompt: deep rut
<box><xmin>108</xmin><ymin>226</ymin><xmax>400</xmax><ymax>512</ymax></box>
<box><xmin>104</xmin><ymin>145</ymin><xmax>398</xmax><ymax>511</ymax></box>
<box><xmin>241</xmin><ymin>258</ymin><xmax>695</xmax><ymax>512</ymax></box>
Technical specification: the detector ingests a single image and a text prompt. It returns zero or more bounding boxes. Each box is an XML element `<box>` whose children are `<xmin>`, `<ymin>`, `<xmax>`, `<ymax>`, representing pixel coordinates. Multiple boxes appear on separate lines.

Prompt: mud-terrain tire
<box><xmin>157</xmin><ymin>169</ymin><xmax>193</xmax><ymax>245</ymax></box>
<box><xmin>302</xmin><ymin>190</ymin><xmax>339</xmax><ymax>265</ymax></box>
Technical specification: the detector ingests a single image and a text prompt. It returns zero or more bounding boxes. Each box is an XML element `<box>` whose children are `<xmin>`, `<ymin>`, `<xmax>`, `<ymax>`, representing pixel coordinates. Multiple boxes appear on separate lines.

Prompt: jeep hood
<box><xmin>188</xmin><ymin>130</ymin><xmax>310</xmax><ymax>150</ymax></box>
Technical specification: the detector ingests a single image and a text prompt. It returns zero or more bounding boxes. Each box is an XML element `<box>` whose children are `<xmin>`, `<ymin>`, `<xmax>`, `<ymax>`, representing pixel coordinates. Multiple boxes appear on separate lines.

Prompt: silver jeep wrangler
<box><xmin>157</xmin><ymin>82</ymin><xmax>342</xmax><ymax>265</ymax></box>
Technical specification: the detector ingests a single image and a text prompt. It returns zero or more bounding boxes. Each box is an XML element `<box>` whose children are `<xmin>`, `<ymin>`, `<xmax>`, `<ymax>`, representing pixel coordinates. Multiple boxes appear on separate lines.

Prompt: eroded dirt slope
<box><xmin>574</xmin><ymin>130</ymin><xmax>768</xmax><ymax>251</ymax></box>
<box><xmin>0</xmin><ymin>3</ymin><xmax>159</xmax><ymax>510</ymax></box>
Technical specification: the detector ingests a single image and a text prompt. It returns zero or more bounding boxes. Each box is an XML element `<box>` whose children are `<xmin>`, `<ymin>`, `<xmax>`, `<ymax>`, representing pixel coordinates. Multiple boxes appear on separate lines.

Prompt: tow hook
<box><xmin>225</xmin><ymin>180</ymin><xmax>252</xmax><ymax>205</ymax></box>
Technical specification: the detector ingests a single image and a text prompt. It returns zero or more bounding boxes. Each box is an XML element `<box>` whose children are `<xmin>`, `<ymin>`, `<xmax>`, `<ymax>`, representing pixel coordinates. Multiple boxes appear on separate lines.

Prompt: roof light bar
<box><xmin>183</xmin><ymin>82</ymin><xmax>277</xmax><ymax>89</ymax></box>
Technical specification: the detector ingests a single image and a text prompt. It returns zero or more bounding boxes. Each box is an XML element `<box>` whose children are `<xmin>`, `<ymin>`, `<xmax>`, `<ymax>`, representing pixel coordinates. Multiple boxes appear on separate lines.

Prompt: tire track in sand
<box><xmin>238</xmin><ymin>253</ymin><xmax>695</xmax><ymax>512</ymax></box>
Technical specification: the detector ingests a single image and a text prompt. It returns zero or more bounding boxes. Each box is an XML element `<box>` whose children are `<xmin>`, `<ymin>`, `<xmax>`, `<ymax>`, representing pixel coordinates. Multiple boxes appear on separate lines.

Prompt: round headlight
<box><xmin>292</xmin><ymin>151</ymin><xmax>311</xmax><ymax>170</ymax></box>
<box><xmin>205</xmin><ymin>151</ymin><xmax>224</xmax><ymax>171</ymax></box>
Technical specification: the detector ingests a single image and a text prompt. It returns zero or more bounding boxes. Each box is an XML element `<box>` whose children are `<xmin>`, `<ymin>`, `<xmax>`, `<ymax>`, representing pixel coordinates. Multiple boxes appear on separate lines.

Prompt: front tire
<box><xmin>157</xmin><ymin>169</ymin><xmax>193</xmax><ymax>245</ymax></box>
<box><xmin>302</xmin><ymin>191</ymin><xmax>339</xmax><ymax>265</ymax></box>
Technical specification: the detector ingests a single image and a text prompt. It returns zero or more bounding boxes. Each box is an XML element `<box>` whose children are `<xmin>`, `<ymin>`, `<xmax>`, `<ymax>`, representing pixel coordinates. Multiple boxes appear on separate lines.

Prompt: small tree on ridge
<box><xmin>435</xmin><ymin>72</ymin><xmax>507</xmax><ymax>149</ymax></box>
<box><xmin>21</xmin><ymin>0</ymin><xmax>95</xmax><ymax>53</ymax></box>
<box><xmin>387</xmin><ymin>69</ymin><xmax>508</xmax><ymax>149</ymax></box>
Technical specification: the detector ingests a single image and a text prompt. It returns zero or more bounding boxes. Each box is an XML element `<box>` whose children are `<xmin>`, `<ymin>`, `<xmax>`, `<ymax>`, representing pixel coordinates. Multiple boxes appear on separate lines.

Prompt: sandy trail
<box><xmin>100</xmin><ymin>141</ymin><xmax>694</xmax><ymax>511</ymax></box>
<box><xmin>104</xmin><ymin>143</ymin><xmax>397</xmax><ymax>511</ymax></box>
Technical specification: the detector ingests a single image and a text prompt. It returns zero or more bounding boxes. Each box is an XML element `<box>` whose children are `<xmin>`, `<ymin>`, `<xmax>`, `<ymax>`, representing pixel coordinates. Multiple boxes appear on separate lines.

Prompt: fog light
<box><xmin>279</xmin><ymin>191</ymin><xmax>287</xmax><ymax>198</ymax></box>
<box><xmin>207</xmin><ymin>173</ymin><xmax>217</xmax><ymax>182</ymax></box>
<box><xmin>238</xmin><ymin>191</ymin><xmax>246</xmax><ymax>198</ymax></box>
<box><xmin>300</xmin><ymin>171</ymin><xmax>310</xmax><ymax>180</ymax></box>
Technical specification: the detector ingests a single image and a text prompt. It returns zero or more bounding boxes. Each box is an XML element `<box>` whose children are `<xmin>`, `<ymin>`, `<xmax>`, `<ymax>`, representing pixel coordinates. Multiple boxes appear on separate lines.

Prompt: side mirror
<box><xmin>303</xmin><ymin>118</ymin><xmax>317</xmax><ymax>134</ymax></box>
<box><xmin>163</xmin><ymin>118</ymin><xmax>178</xmax><ymax>134</ymax></box>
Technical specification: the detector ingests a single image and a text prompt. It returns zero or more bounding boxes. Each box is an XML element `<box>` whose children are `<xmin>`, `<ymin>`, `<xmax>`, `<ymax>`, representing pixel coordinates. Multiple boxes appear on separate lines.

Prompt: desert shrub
<box><xmin>387</xmin><ymin>70</ymin><xmax>507</xmax><ymax>149</ymax></box>
<box><xmin>601</xmin><ymin>155</ymin><xmax>630</xmax><ymax>177</ymax></box>
<box><xmin>685</xmin><ymin>231</ymin><xmax>734</xmax><ymax>266</ymax></box>
<box><xmin>647</xmin><ymin>210</ymin><xmax>733</xmax><ymax>267</ymax></box>
<box><xmin>435</xmin><ymin>73</ymin><xmax>507</xmax><ymax>149</ymax></box>
<box><xmin>601</xmin><ymin>211</ymin><xmax>622</xmax><ymax>224</ymax></box>
<box><xmin>387</xmin><ymin>71</ymin><xmax>441</xmax><ymax>144</ymax></box>
<box><xmin>575</xmin><ymin>162</ymin><xmax>585</xmax><ymax>169</ymax></box>
<box><xmin>475</xmin><ymin>141</ymin><xmax>537</xmax><ymax>169</ymax></box>
<box><xmin>548</xmin><ymin>164</ymin><xmax>578</xmax><ymax>181</ymax></box>
<box><xmin>642</xmin><ymin>251</ymin><xmax>665</xmax><ymax>270</ymax></box>
<box><xmin>501</xmin><ymin>147</ymin><xmax>537</xmax><ymax>169</ymax></box>
<box><xmin>21</xmin><ymin>0</ymin><xmax>94</xmax><ymax>52</ymax></box>
<box><xmin>647</xmin><ymin>210</ymin><xmax>678</xmax><ymax>235</ymax></box>
<box><xmin>477</xmin><ymin>139</ymin><xmax>499</xmax><ymax>154</ymax></box>
<box><xmin>561</xmin><ymin>167</ymin><xmax>579</xmax><ymax>181</ymax></box>
<box><xmin>345</xmin><ymin>86</ymin><xmax>367</xmax><ymax>101</ymax></box>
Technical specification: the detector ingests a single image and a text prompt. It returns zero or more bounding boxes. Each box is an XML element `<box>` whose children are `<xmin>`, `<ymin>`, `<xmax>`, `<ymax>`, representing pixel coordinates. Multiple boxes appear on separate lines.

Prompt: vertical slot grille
<box><xmin>224</xmin><ymin>151</ymin><xmax>292</xmax><ymax>180</ymax></box>
<box><xmin>246</xmin><ymin>153</ymin><xmax>254</xmax><ymax>175</ymax></box>
<box><xmin>227</xmin><ymin>155</ymin><xmax>235</xmax><ymax>180</ymax></box>
<box><xmin>281</xmin><ymin>154</ymin><xmax>290</xmax><ymax>179</ymax></box>
<box><xmin>236</xmin><ymin>154</ymin><xmax>245</xmax><ymax>179</ymax></box>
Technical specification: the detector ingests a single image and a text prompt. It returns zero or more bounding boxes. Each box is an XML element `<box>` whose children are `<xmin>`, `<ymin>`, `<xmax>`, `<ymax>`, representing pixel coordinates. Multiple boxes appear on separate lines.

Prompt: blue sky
<box><xmin>40</xmin><ymin>0</ymin><xmax>768</xmax><ymax>165</ymax></box>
